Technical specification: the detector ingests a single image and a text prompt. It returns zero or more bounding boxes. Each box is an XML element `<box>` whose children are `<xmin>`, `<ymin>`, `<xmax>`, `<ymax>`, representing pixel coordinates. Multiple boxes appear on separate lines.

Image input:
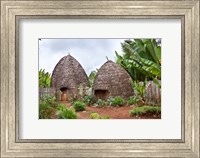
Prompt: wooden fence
<box><xmin>141</xmin><ymin>80</ymin><xmax>161</xmax><ymax>104</ymax></box>
<box><xmin>39</xmin><ymin>81</ymin><xmax>161</xmax><ymax>104</ymax></box>
<box><xmin>39</xmin><ymin>88</ymin><xmax>55</xmax><ymax>98</ymax></box>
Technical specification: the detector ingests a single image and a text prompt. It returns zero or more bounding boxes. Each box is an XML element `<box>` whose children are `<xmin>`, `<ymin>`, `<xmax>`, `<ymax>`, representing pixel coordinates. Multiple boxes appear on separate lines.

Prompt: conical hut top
<box><xmin>93</xmin><ymin>60</ymin><xmax>134</xmax><ymax>100</ymax></box>
<box><xmin>51</xmin><ymin>55</ymin><xmax>89</xmax><ymax>91</ymax></box>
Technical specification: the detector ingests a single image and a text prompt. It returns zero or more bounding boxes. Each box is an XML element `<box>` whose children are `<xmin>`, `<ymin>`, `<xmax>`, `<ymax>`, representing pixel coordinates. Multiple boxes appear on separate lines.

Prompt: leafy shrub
<box><xmin>83</xmin><ymin>95</ymin><xmax>94</xmax><ymax>105</ymax></box>
<box><xmin>73</xmin><ymin>101</ymin><xmax>86</xmax><ymax>111</ymax></box>
<box><xmin>58</xmin><ymin>109</ymin><xmax>77</xmax><ymax>119</ymax></box>
<box><xmin>40</xmin><ymin>95</ymin><xmax>57</xmax><ymax>107</ymax></box>
<box><xmin>57</xmin><ymin>104</ymin><xmax>67</xmax><ymax>111</ymax></box>
<box><xmin>127</xmin><ymin>96</ymin><xmax>140</xmax><ymax>105</ymax></box>
<box><xmin>89</xmin><ymin>112</ymin><xmax>110</xmax><ymax>119</ymax></box>
<box><xmin>39</xmin><ymin>102</ymin><xmax>54</xmax><ymax>119</ymax></box>
<box><xmin>95</xmin><ymin>99</ymin><xmax>106</xmax><ymax>107</ymax></box>
<box><xmin>129</xmin><ymin>106</ymin><xmax>161</xmax><ymax>116</ymax></box>
<box><xmin>56</xmin><ymin>104</ymin><xmax>77</xmax><ymax>119</ymax></box>
<box><xmin>39</xmin><ymin>95</ymin><xmax>57</xmax><ymax>119</ymax></box>
<box><xmin>107</xmin><ymin>96</ymin><xmax>125</xmax><ymax>107</ymax></box>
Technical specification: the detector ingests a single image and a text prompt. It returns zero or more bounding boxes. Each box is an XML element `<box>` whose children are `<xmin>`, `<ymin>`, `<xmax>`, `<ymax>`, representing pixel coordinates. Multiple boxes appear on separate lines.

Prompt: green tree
<box><xmin>39</xmin><ymin>69</ymin><xmax>51</xmax><ymax>88</ymax></box>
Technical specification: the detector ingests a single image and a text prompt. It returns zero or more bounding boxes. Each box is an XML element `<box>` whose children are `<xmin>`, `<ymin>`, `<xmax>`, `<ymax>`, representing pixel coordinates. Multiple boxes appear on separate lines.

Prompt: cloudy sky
<box><xmin>39</xmin><ymin>39</ymin><xmax>126</xmax><ymax>75</ymax></box>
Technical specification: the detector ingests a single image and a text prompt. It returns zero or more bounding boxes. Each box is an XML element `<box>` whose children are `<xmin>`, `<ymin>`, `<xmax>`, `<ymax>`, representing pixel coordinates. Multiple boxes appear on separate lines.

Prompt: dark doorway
<box><xmin>60</xmin><ymin>87</ymin><xmax>68</xmax><ymax>101</ymax></box>
<box><xmin>95</xmin><ymin>90</ymin><xmax>109</xmax><ymax>100</ymax></box>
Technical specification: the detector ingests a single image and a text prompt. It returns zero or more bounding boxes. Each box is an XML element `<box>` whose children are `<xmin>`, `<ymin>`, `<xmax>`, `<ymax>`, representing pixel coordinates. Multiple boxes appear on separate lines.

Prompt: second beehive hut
<box><xmin>93</xmin><ymin>60</ymin><xmax>134</xmax><ymax>100</ymax></box>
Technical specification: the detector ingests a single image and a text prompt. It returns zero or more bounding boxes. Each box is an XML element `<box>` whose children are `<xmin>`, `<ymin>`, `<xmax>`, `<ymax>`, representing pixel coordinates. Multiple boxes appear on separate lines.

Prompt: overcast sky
<box><xmin>39</xmin><ymin>39</ymin><xmax>125</xmax><ymax>75</ymax></box>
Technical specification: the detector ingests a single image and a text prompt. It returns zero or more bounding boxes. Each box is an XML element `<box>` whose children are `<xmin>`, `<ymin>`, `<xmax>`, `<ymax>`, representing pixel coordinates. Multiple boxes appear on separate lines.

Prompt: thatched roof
<box><xmin>93</xmin><ymin>60</ymin><xmax>134</xmax><ymax>100</ymax></box>
<box><xmin>51</xmin><ymin>55</ymin><xmax>89</xmax><ymax>94</ymax></box>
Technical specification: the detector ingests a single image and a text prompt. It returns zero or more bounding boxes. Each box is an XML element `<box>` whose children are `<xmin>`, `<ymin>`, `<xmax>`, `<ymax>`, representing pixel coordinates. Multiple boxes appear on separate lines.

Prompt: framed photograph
<box><xmin>38</xmin><ymin>38</ymin><xmax>161</xmax><ymax>120</ymax></box>
<box><xmin>1</xmin><ymin>0</ymin><xmax>199</xmax><ymax>157</ymax></box>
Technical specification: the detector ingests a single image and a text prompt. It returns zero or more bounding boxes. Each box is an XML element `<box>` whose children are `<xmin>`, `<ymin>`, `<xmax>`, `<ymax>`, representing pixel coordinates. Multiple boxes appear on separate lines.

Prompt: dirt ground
<box><xmin>61</xmin><ymin>101</ymin><xmax>161</xmax><ymax>119</ymax></box>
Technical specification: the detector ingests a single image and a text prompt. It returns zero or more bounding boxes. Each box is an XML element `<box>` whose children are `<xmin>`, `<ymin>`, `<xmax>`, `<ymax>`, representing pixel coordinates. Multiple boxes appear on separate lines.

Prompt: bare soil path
<box><xmin>77</xmin><ymin>106</ymin><xmax>133</xmax><ymax>119</ymax></box>
<box><xmin>61</xmin><ymin>101</ymin><xmax>161</xmax><ymax>119</ymax></box>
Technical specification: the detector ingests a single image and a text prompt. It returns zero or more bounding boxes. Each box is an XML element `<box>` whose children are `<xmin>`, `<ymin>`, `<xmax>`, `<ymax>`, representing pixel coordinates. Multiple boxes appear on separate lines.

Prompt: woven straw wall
<box><xmin>50</xmin><ymin>55</ymin><xmax>89</xmax><ymax>97</ymax></box>
<box><xmin>93</xmin><ymin>60</ymin><xmax>134</xmax><ymax>100</ymax></box>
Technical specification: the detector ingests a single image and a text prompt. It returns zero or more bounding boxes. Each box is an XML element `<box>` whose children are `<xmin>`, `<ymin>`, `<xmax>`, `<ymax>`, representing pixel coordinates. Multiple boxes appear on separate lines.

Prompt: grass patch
<box><xmin>130</xmin><ymin>106</ymin><xmax>161</xmax><ymax>116</ymax></box>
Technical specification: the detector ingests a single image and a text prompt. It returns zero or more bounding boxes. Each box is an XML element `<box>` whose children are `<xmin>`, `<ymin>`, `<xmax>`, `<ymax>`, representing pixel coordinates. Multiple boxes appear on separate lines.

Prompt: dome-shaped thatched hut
<box><xmin>51</xmin><ymin>55</ymin><xmax>89</xmax><ymax>100</ymax></box>
<box><xmin>93</xmin><ymin>60</ymin><xmax>134</xmax><ymax>100</ymax></box>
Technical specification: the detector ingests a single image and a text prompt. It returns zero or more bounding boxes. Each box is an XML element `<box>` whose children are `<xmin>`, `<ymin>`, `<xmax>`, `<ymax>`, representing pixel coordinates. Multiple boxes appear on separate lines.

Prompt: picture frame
<box><xmin>1</xmin><ymin>0</ymin><xmax>199</xmax><ymax>157</ymax></box>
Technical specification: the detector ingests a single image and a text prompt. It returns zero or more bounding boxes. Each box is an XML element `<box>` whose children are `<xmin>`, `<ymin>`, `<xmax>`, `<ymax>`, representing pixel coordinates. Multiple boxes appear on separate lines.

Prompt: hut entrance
<box><xmin>60</xmin><ymin>87</ymin><xmax>68</xmax><ymax>101</ymax></box>
<box><xmin>95</xmin><ymin>90</ymin><xmax>109</xmax><ymax>100</ymax></box>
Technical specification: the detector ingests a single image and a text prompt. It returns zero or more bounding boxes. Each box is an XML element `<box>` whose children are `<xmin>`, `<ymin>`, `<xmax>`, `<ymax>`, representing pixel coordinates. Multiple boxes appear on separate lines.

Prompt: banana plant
<box><xmin>116</xmin><ymin>51</ymin><xmax>147</xmax><ymax>81</ymax></box>
<box><xmin>39</xmin><ymin>69</ymin><xmax>51</xmax><ymax>88</ymax></box>
<box><xmin>115</xmin><ymin>39</ymin><xmax>161</xmax><ymax>88</ymax></box>
<box><xmin>88</xmin><ymin>70</ymin><xmax>97</xmax><ymax>87</ymax></box>
<box><xmin>131</xmin><ymin>78</ymin><xmax>147</xmax><ymax>104</ymax></box>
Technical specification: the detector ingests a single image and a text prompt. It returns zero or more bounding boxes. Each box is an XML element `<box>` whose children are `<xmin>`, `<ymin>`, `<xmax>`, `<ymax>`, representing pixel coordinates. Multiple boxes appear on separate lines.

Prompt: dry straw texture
<box><xmin>93</xmin><ymin>60</ymin><xmax>134</xmax><ymax>100</ymax></box>
<box><xmin>51</xmin><ymin>55</ymin><xmax>89</xmax><ymax>96</ymax></box>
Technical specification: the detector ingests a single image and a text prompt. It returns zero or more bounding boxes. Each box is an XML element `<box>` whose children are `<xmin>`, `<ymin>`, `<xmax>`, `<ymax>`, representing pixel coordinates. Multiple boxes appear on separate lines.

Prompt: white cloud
<box><xmin>39</xmin><ymin>39</ymin><xmax>125</xmax><ymax>75</ymax></box>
